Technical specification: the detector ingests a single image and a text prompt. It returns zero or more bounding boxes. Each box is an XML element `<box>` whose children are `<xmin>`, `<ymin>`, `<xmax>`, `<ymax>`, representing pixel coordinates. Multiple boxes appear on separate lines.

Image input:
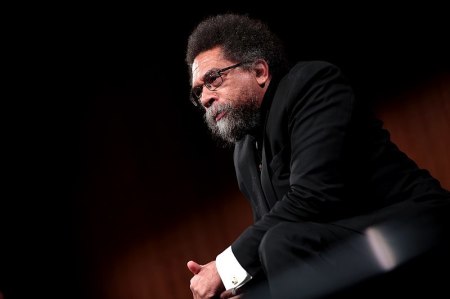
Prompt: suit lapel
<box><xmin>260</xmin><ymin>138</ymin><xmax>279</xmax><ymax>210</ymax></box>
<box><xmin>234</xmin><ymin>135</ymin><xmax>270</xmax><ymax>219</ymax></box>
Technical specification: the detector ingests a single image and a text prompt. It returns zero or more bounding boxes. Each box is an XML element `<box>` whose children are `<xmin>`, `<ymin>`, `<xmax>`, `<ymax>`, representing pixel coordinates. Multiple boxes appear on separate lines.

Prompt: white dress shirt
<box><xmin>216</xmin><ymin>246</ymin><xmax>252</xmax><ymax>290</ymax></box>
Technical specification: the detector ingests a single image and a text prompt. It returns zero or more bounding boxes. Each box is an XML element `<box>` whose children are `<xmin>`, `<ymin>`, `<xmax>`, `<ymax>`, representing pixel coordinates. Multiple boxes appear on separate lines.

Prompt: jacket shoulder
<box><xmin>286</xmin><ymin>60</ymin><xmax>343</xmax><ymax>81</ymax></box>
<box><xmin>273</xmin><ymin>61</ymin><xmax>345</xmax><ymax>107</ymax></box>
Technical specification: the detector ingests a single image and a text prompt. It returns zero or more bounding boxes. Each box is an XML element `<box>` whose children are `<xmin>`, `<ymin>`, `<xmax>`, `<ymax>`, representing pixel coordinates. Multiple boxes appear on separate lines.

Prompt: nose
<box><xmin>199</xmin><ymin>88</ymin><xmax>217</xmax><ymax>108</ymax></box>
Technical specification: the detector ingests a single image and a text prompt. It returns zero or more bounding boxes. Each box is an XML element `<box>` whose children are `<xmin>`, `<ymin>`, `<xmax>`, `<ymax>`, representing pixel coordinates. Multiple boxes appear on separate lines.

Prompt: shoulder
<box><xmin>267</xmin><ymin>61</ymin><xmax>354</xmax><ymax>121</ymax></box>
<box><xmin>272</xmin><ymin>61</ymin><xmax>348</xmax><ymax>104</ymax></box>
<box><xmin>285</xmin><ymin>60</ymin><xmax>344</xmax><ymax>83</ymax></box>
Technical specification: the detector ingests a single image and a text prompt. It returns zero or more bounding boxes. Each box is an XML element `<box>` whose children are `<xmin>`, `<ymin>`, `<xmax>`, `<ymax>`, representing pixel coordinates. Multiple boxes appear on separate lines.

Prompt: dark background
<box><xmin>2</xmin><ymin>3</ymin><xmax>449</xmax><ymax>299</ymax></box>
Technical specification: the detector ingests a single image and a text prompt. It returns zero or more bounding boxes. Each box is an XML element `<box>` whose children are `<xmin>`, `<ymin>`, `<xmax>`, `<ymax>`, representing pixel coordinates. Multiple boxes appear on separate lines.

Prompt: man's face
<box><xmin>191</xmin><ymin>47</ymin><xmax>265</xmax><ymax>144</ymax></box>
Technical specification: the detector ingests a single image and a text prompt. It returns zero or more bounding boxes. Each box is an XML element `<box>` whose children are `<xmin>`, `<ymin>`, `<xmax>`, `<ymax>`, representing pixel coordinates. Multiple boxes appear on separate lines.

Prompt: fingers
<box><xmin>187</xmin><ymin>260</ymin><xmax>203</xmax><ymax>275</ymax></box>
<box><xmin>220</xmin><ymin>288</ymin><xmax>241</xmax><ymax>299</ymax></box>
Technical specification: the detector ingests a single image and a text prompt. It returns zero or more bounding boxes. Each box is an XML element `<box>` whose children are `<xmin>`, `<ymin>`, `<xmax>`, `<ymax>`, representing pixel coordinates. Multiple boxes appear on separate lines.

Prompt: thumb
<box><xmin>187</xmin><ymin>260</ymin><xmax>202</xmax><ymax>274</ymax></box>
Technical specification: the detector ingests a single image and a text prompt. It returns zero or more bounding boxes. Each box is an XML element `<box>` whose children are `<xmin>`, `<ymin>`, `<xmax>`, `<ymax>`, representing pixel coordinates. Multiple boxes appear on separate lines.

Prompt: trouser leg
<box><xmin>258</xmin><ymin>221</ymin><xmax>368</xmax><ymax>299</ymax></box>
<box><xmin>257</xmin><ymin>199</ymin><xmax>450</xmax><ymax>299</ymax></box>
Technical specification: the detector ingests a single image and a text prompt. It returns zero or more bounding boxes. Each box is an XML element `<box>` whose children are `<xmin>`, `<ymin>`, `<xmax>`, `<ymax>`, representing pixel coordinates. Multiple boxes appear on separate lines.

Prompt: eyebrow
<box><xmin>193</xmin><ymin>67</ymin><xmax>220</xmax><ymax>88</ymax></box>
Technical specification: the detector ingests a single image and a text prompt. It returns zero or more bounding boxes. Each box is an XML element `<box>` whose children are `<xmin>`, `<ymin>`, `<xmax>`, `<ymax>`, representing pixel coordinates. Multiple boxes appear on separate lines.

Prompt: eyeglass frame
<box><xmin>190</xmin><ymin>61</ymin><xmax>251</xmax><ymax>107</ymax></box>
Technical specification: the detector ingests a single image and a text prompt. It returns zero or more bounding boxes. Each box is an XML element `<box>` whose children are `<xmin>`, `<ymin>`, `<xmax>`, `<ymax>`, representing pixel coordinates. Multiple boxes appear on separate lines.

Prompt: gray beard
<box><xmin>204</xmin><ymin>100</ymin><xmax>261</xmax><ymax>146</ymax></box>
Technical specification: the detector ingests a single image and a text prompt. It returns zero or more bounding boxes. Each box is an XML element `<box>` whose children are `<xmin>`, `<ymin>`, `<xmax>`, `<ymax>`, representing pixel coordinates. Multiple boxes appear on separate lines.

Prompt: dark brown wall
<box><xmin>375</xmin><ymin>73</ymin><xmax>450</xmax><ymax>190</ymax></box>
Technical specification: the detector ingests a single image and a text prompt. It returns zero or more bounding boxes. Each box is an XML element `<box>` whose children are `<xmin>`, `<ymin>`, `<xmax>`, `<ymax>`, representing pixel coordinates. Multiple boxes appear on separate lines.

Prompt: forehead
<box><xmin>191</xmin><ymin>47</ymin><xmax>231</xmax><ymax>85</ymax></box>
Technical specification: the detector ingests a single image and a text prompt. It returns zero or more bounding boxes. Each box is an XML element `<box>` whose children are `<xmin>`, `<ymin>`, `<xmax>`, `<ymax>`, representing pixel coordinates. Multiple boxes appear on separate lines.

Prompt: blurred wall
<box><xmin>376</xmin><ymin>73</ymin><xmax>449</xmax><ymax>191</ymax></box>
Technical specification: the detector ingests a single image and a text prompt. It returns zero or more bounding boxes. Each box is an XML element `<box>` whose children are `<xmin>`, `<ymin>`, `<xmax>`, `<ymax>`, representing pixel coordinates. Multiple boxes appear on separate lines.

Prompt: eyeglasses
<box><xmin>190</xmin><ymin>62</ymin><xmax>248</xmax><ymax>106</ymax></box>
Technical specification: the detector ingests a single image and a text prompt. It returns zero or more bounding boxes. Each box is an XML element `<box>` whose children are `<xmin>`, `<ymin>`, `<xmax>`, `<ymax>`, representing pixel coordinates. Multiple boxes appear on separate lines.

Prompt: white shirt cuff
<box><xmin>216</xmin><ymin>246</ymin><xmax>252</xmax><ymax>290</ymax></box>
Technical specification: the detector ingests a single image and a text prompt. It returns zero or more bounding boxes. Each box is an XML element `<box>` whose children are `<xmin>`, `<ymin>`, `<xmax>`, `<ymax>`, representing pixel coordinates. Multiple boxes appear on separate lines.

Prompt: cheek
<box><xmin>234</xmin><ymin>87</ymin><xmax>259</xmax><ymax>106</ymax></box>
<box><xmin>226</xmin><ymin>78</ymin><xmax>258</xmax><ymax>103</ymax></box>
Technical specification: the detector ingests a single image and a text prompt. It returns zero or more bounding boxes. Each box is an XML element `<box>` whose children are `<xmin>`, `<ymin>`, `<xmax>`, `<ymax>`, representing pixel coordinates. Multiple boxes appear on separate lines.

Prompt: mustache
<box><xmin>205</xmin><ymin>102</ymin><xmax>232</xmax><ymax>121</ymax></box>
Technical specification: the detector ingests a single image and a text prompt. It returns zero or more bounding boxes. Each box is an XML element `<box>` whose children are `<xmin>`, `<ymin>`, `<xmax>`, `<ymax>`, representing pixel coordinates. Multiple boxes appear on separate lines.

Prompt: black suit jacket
<box><xmin>231</xmin><ymin>61</ymin><xmax>449</xmax><ymax>275</ymax></box>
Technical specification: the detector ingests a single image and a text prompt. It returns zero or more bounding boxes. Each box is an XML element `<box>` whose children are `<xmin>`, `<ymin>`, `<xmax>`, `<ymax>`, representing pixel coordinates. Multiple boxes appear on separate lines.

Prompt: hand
<box><xmin>220</xmin><ymin>288</ymin><xmax>243</xmax><ymax>299</ymax></box>
<box><xmin>187</xmin><ymin>260</ymin><xmax>225</xmax><ymax>299</ymax></box>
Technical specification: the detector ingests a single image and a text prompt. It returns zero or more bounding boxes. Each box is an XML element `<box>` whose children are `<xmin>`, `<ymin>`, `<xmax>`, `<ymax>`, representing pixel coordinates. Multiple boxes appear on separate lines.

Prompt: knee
<box><xmin>258</xmin><ymin>222</ymin><xmax>310</xmax><ymax>266</ymax></box>
<box><xmin>259</xmin><ymin>223</ymin><xmax>290</xmax><ymax>258</ymax></box>
<box><xmin>258</xmin><ymin>222</ymin><xmax>325</xmax><ymax>269</ymax></box>
<box><xmin>259</xmin><ymin>223</ymin><xmax>290</xmax><ymax>271</ymax></box>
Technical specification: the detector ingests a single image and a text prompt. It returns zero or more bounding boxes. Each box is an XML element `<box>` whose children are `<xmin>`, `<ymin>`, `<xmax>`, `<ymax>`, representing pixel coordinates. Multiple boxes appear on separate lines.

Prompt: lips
<box><xmin>215</xmin><ymin>111</ymin><xmax>227</xmax><ymax>122</ymax></box>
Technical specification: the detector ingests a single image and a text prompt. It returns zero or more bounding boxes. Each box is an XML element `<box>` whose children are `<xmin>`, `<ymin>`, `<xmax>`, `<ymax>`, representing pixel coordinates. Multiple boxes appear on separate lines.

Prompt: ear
<box><xmin>253</xmin><ymin>59</ymin><xmax>270</xmax><ymax>87</ymax></box>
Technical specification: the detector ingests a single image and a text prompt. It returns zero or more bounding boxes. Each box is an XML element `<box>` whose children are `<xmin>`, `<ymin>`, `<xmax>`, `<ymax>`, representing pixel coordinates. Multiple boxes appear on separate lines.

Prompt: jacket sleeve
<box><xmin>232</xmin><ymin>62</ymin><xmax>356</xmax><ymax>275</ymax></box>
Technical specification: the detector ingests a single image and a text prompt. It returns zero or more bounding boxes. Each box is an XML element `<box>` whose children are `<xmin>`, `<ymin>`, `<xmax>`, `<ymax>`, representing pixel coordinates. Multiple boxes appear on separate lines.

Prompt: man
<box><xmin>185</xmin><ymin>14</ymin><xmax>450</xmax><ymax>299</ymax></box>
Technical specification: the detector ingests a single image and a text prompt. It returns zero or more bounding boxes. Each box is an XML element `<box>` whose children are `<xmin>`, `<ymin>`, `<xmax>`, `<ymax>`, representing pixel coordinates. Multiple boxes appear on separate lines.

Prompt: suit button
<box><xmin>258</xmin><ymin>163</ymin><xmax>262</xmax><ymax>171</ymax></box>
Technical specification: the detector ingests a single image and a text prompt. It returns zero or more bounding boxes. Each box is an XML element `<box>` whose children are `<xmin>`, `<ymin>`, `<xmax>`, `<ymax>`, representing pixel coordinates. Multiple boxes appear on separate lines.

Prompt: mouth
<box><xmin>215</xmin><ymin>111</ymin><xmax>227</xmax><ymax>122</ymax></box>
